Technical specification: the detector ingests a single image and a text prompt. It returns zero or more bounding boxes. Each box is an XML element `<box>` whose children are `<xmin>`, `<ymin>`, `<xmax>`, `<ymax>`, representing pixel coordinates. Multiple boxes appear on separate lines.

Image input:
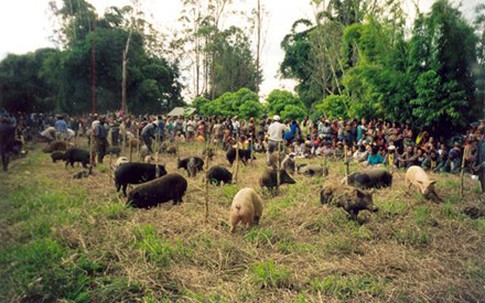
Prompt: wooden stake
<box><xmin>276</xmin><ymin>141</ymin><xmax>281</xmax><ymax>193</ymax></box>
<box><xmin>137</xmin><ymin>128</ymin><xmax>141</xmax><ymax>158</ymax></box>
<box><xmin>234</xmin><ymin>132</ymin><xmax>239</xmax><ymax>183</ymax></box>
<box><xmin>344</xmin><ymin>144</ymin><xmax>349</xmax><ymax>183</ymax></box>
<box><xmin>461</xmin><ymin>145</ymin><xmax>469</xmax><ymax>199</ymax></box>
<box><xmin>204</xmin><ymin>133</ymin><xmax>211</xmax><ymax>224</ymax></box>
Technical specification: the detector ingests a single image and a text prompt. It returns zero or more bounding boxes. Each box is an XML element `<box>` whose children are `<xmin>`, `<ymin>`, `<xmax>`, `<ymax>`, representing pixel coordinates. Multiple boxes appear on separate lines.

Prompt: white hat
<box><xmin>273</xmin><ymin>115</ymin><xmax>280</xmax><ymax>121</ymax></box>
<box><xmin>388</xmin><ymin>145</ymin><xmax>396</xmax><ymax>150</ymax></box>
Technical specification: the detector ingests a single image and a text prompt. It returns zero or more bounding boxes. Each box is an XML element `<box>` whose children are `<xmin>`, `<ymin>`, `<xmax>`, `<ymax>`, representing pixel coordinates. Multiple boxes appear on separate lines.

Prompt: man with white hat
<box><xmin>266</xmin><ymin>115</ymin><xmax>288</xmax><ymax>161</ymax></box>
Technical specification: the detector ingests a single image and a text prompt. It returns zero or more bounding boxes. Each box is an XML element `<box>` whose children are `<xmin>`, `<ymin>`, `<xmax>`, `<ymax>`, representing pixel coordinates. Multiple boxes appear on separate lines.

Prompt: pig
<box><xmin>158</xmin><ymin>142</ymin><xmax>177</xmax><ymax>156</ymax></box>
<box><xmin>115</xmin><ymin>162</ymin><xmax>167</xmax><ymax>196</ymax></box>
<box><xmin>281</xmin><ymin>154</ymin><xmax>296</xmax><ymax>173</ymax></box>
<box><xmin>229</xmin><ymin>188</ymin><xmax>264</xmax><ymax>233</ymax></box>
<box><xmin>202</xmin><ymin>147</ymin><xmax>215</xmax><ymax>160</ymax></box>
<box><xmin>128</xmin><ymin>138</ymin><xmax>141</xmax><ymax>149</ymax></box>
<box><xmin>140</xmin><ymin>145</ymin><xmax>151</xmax><ymax>159</ymax></box>
<box><xmin>346</xmin><ymin>168</ymin><xmax>392</xmax><ymax>189</ymax></box>
<box><xmin>114</xmin><ymin>156</ymin><xmax>129</xmax><ymax>169</ymax></box>
<box><xmin>106</xmin><ymin>146</ymin><xmax>121</xmax><ymax>157</ymax></box>
<box><xmin>42</xmin><ymin>140</ymin><xmax>73</xmax><ymax>153</ymax></box>
<box><xmin>405</xmin><ymin>165</ymin><xmax>442</xmax><ymax>201</ymax></box>
<box><xmin>207</xmin><ymin>166</ymin><xmax>233</xmax><ymax>185</ymax></box>
<box><xmin>177</xmin><ymin>157</ymin><xmax>204</xmax><ymax>175</ymax></box>
<box><xmin>127</xmin><ymin>173</ymin><xmax>188</xmax><ymax>208</ymax></box>
<box><xmin>259</xmin><ymin>168</ymin><xmax>296</xmax><ymax>190</ymax></box>
<box><xmin>63</xmin><ymin>148</ymin><xmax>90</xmax><ymax>168</ymax></box>
<box><xmin>166</xmin><ymin>146</ymin><xmax>177</xmax><ymax>156</ymax></box>
<box><xmin>297</xmin><ymin>164</ymin><xmax>328</xmax><ymax>177</ymax></box>
<box><xmin>226</xmin><ymin>148</ymin><xmax>255</xmax><ymax>166</ymax></box>
<box><xmin>73</xmin><ymin>166</ymin><xmax>93</xmax><ymax>179</ymax></box>
<box><xmin>144</xmin><ymin>155</ymin><xmax>155</xmax><ymax>163</ymax></box>
<box><xmin>268</xmin><ymin>152</ymin><xmax>284</xmax><ymax>169</ymax></box>
<box><xmin>320</xmin><ymin>184</ymin><xmax>378</xmax><ymax>220</ymax></box>
<box><xmin>187</xmin><ymin>157</ymin><xmax>198</xmax><ymax>177</ymax></box>
<box><xmin>51</xmin><ymin>151</ymin><xmax>65</xmax><ymax>163</ymax></box>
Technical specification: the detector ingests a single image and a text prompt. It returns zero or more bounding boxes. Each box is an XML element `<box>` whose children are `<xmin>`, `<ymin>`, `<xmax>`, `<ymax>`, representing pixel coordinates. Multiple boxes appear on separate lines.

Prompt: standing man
<box><xmin>476</xmin><ymin>136</ymin><xmax>485</xmax><ymax>193</ymax></box>
<box><xmin>266</xmin><ymin>115</ymin><xmax>288</xmax><ymax>162</ymax></box>
<box><xmin>141</xmin><ymin>119</ymin><xmax>158</xmax><ymax>153</ymax></box>
<box><xmin>0</xmin><ymin>117</ymin><xmax>16</xmax><ymax>171</ymax></box>
<box><xmin>54</xmin><ymin>114</ymin><xmax>68</xmax><ymax>141</ymax></box>
<box><xmin>93</xmin><ymin>116</ymin><xmax>109</xmax><ymax>164</ymax></box>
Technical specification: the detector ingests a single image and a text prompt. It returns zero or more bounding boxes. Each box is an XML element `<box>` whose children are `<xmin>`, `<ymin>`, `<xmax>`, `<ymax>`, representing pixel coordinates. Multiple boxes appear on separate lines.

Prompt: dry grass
<box><xmin>0</xmin><ymin>138</ymin><xmax>484</xmax><ymax>302</ymax></box>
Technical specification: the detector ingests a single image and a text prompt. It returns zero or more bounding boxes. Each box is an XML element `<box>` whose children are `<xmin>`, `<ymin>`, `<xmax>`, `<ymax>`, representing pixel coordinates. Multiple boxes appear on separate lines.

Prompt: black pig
<box><xmin>64</xmin><ymin>148</ymin><xmax>90</xmax><ymax>168</ymax></box>
<box><xmin>207</xmin><ymin>166</ymin><xmax>233</xmax><ymax>185</ymax></box>
<box><xmin>346</xmin><ymin>168</ymin><xmax>392</xmax><ymax>189</ymax></box>
<box><xmin>259</xmin><ymin>168</ymin><xmax>296</xmax><ymax>190</ymax></box>
<box><xmin>127</xmin><ymin>173</ymin><xmax>188</xmax><ymax>208</ymax></box>
<box><xmin>115</xmin><ymin>162</ymin><xmax>167</xmax><ymax>196</ymax></box>
<box><xmin>226</xmin><ymin>148</ymin><xmax>255</xmax><ymax>166</ymax></box>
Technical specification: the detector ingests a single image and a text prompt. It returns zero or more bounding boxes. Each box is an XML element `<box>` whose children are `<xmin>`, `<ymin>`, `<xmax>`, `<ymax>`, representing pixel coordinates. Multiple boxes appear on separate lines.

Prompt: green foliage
<box><xmin>200</xmin><ymin>88</ymin><xmax>264</xmax><ymax>119</ymax></box>
<box><xmin>250</xmin><ymin>260</ymin><xmax>292</xmax><ymax>288</ymax></box>
<box><xmin>210</xmin><ymin>26</ymin><xmax>262</xmax><ymax>98</ymax></box>
<box><xmin>0</xmin><ymin>1</ymin><xmax>184</xmax><ymax>114</ymax></box>
<box><xmin>0</xmin><ymin>49</ymin><xmax>60</xmax><ymax>112</ymax></box>
<box><xmin>265</xmin><ymin>89</ymin><xmax>307</xmax><ymax>121</ymax></box>
<box><xmin>315</xmin><ymin>95</ymin><xmax>350</xmax><ymax>120</ymax></box>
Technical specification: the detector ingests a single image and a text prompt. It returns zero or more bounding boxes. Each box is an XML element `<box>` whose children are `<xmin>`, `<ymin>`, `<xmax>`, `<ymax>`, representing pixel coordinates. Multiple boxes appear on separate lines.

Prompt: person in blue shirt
<box><xmin>367</xmin><ymin>145</ymin><xmax>384</xmax><ymax>166</ymax></box>
<box><xmin>141</xmin><ymin>120</ymin><xmax>158</xmax><ymax>153</ymax></box>
<box><xmin>54</xmin><ymin>115</ymin><xmax>68</xmax><ymax>140</ymax></box>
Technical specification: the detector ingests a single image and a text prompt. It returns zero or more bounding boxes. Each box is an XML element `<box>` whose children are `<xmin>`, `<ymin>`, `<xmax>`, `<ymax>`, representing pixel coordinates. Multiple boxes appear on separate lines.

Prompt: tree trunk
<box><xmin>122</xmin><ymin>30</ymin><xmax>132</xmax><ymax>113</ymax></box>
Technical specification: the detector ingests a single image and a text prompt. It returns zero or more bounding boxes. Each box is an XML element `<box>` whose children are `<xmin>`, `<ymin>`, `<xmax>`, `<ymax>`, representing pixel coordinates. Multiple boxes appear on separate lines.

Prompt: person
<box><xmin>93</xmin><ymin>116</ymin><xmax>109</xmax><ymax>164</ymax></box>
<box><xmin>366</xmin><ymin>145</ymin><xmax>384</xmax><ymax>166</ymax></box>
<box><xmin>384</xmin><ymin>145</ymin><xmax>398</xmax><ymax>168</ymax></box>
<box><xmin>54</xmin><ymin>115</ymin><xmax>68</xmax><ymax>140</ymax></box>
<box><xmin>353</xmin><ymin>144</ymin><xmax>368</xmax><ymax>162</ymax></box>
<box><xmin>475</xmin><ymin>136</ymin><xmax>485</xmax><ymax>193</ymax></box>
<box><xmin>422</xmin><ymin>149</ymin><xmax>441</xmax><ymax>171</ymax></box>
<box><xmin>141</xmin><ymin>120</ymin><xmax>158</xmax><ymax>153</ymax></box>
<box><xmin>266</xmin><ymin>115</ymin><xmax>288</xmax><ymax>162</ymax></box>
<box><xmin>442</xmin><ymin>144</ymin><xmax>462</xmax><ymax>174</ymax></box>
<box><xmin>0</xmin><ymin>117</ymin><xmax>16</xmax><ymax>171</ymax></box>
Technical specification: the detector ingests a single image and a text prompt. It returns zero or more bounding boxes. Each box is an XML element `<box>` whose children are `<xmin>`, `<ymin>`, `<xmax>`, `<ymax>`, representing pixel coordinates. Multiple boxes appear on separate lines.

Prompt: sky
<box><xmin>0</xmin><ymin>0</ymin><xmax>480</xmax><ymax>101</ymax></box>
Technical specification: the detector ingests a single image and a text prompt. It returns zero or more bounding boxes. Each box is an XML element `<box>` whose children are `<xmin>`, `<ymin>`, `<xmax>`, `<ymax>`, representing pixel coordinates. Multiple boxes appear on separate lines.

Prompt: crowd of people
<box><xmin>2</xmin><ymin>111</ymin><xmax>485</xmax><ymax>181</ymax></box>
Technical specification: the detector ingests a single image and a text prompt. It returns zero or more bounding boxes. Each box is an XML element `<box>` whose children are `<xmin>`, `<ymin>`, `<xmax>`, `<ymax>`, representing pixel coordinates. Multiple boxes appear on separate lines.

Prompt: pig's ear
<box><xmin>429</xmin><ymin>180</ymin><xmax>436</xmax><ymax>185</ymax></box>
<box><xmin>369</xmin><ymin>189</ymin><xmax>375</xmax><ymax>195</ymax></box>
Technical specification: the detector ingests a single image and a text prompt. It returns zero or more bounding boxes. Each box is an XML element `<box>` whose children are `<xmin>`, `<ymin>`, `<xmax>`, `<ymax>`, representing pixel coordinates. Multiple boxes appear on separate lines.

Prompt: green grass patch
<box><xmin>413</xmin><ymin>206</ymin><xmax>434</xmax><ymax>226</ymax></box>
<box><xmin>133</xmin><ymin>224</ymin><xmax>188</xmax><ymax>267</ymax></box>
<box><xmin>310</xmin><ymin>273</ymin><xmax>387</xmax><ymax>300</ymax></box>
<box><xmin>244</xmin><ymin>228</ymin><xmax>274</xmax><ymax>245</ymax></box>
<box><xmin>475</xmin><ymin>218</ymin><xmax>485</xmax><ymax>233</ymax></box>
<box><xmin>0</xmin><ymin>238</ymin><xmax>95</xmax><ymax>301</ymax></box>
<box><xmin>395</xmin><ymin>227</ymin><xmax>433</xmax><ymax>247</ymax></box>
<box><xmin>251</xmin><ymin>259</ymin><xmax>293</xmax><ymax>289</ymax></box>
<box><xmin>378</xmin><ymin>200</ymin><xmax>409</xmax><ymax>216</ymax></box>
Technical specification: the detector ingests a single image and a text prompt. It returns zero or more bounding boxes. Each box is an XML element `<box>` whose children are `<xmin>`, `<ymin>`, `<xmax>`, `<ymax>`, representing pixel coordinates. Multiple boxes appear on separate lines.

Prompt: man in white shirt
<box><xmin>266</xmin><ymin>115</ymin><xmax>288</xmax><ymax>161</ymax></box>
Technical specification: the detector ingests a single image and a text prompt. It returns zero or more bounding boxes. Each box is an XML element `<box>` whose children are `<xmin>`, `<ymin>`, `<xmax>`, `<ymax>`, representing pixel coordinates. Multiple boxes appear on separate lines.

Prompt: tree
<box><xmin>0</xmin><ymin>49</ymin><xmax>59</xmax><ymax>112</ymax></box>
<box><xmin>408</xmin><ymin>0</ymin><xmax>477</xmax><ymax>135</ymax></box>
<box><xmin>265</xmin><ymin>89</ymin><xmax>307</xmax><ymax>120</ymax></box>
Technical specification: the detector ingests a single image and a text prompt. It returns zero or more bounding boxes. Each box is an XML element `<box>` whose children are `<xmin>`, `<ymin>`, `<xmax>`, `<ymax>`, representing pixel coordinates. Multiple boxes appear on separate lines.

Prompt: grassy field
<box><xmin>1</xmin><ymin>140</ymin><xmax>484</xmax><ymax>302</ymax></box>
